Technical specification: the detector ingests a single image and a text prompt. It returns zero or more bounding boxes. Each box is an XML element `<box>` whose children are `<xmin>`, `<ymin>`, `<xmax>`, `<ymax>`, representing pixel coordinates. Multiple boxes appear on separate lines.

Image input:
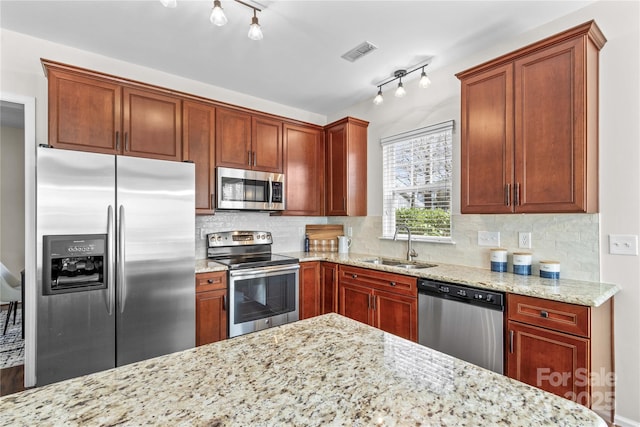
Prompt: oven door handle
<box><xmin>229</xmin><ymin>263</ymin><xmax>300</xmax><ymax>279</ymax></box>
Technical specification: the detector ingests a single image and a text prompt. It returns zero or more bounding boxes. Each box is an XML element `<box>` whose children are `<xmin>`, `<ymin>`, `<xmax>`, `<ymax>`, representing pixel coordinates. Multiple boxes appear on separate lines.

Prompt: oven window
<box><xmin>233</xmin><ymin>273</ymin><xmax>296</xmax><ymax>324</ymax></box>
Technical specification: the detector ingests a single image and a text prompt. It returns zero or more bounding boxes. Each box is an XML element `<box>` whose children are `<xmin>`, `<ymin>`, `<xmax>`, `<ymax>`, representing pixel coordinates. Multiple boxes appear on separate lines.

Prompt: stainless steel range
<box><xmin>207</xmin><ymin>231</ymin><xmax>299</xmax><ymax>338</ymax></box>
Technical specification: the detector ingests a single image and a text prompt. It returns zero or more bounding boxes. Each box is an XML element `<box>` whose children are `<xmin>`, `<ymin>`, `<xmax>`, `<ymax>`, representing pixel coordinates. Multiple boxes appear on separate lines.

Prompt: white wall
<box><xmin>0</xmin><ymin>125</ymin><xmax>25</xmax><ymax>276</ymax></box>
<box><xmin>329</xmin><ymin>1</ymin><xmax>640</xmax><ymax>424</ymax></box>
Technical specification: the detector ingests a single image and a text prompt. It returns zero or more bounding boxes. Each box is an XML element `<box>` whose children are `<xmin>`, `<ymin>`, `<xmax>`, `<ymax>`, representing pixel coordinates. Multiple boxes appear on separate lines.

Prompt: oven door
<box><xmin>228</xmin><ymin>264</ymin><xmax>299</xmax><ymax>338</ymax></box>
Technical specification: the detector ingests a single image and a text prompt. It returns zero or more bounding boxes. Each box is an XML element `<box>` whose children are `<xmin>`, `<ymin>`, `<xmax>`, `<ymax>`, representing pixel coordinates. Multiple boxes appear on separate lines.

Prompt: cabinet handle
<box><xmin>115</xmin><ymin>131</ymin><xmax>120</xmax><ymax>150</ymax></box>
<box><xmin>124</xmin><ymin>132</ymin><xmax>129</xmax><ymax>151</ymax></box>
<box><xmin>248</xmin><ymin>151</ymin><xmax>252</xmax><ymax>166</ymax></box>
<box><xmin>253</xmin><ymin>151</ymin><xmax>257</xmax><ymax>167</ymax></box>
<box><xmin>540</xmin><ymin>310</ymin><xmax>549</xmax><ymax>318</ymax></box>
<box><xmin>223</xmin><ymin>294</ymin><xmax>227</xmax><ymax>311</ymax></box>
<box><xmin>343</xmin><ymin>197</ymin><xmax>346</xmax><ymax>210</ymax></box>
<box><xmin>207</xmin><ymin>279</ymin><xmax>214</xmax><ymax>284</ymax></box>
<box><xmin>367</xmin><ymin>294</ymin><xmax>371</xmax><ymax>309</ymax></box>
<box><xmin>352</xmin><ymin>273</ymin><xmax>358</xmax><ymax>279</ymax></box>
<box><xmin>505</xmin><ymin>184</ymin><xmax>511</xmax><ymax>206</ymax></box>
<box><xmin>514</xmin><ymin>182</ymin><xmax>520</xmax><ymax>206</ymax></box>
<box><xmin>509</xmin><ymin>330</ymin><xmax>514</xmax><ymax>353</ymax></box>
<box><xmin>372</xmin><ymin>295</ymin><xmax>376</xmax><ymax>311</ymax></box>
<box><xmin>389</xmin><ymin>281</ymin><xmax>396</xmax><ymax>287</ymax></box>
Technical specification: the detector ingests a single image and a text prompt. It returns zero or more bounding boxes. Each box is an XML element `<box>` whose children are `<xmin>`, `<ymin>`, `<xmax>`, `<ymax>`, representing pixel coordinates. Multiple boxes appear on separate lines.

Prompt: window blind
<box><xmin>381</xmin><ymin>120</ymin><xmax>453</xmax><ymax>241</ymax></box>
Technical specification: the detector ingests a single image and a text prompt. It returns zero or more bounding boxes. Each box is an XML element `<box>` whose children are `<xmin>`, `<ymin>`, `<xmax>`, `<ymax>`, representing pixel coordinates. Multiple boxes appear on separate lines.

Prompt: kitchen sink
<box><xmin>360</xmin><ymin>258</ymin><xmax>437</xmax><ymax>270</ymax></box>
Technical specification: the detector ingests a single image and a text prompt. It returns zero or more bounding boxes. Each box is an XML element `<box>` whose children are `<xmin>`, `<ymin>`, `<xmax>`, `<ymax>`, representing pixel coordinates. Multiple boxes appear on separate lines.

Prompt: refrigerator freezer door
<box><xmin>116</xmin><ymin>156</ymin><xmax>195</xmax><ymax>366</ymax></box>
<box><xmin>36</xmin><ymin>148</ymin><xmax>116</xmax><ymax>385</ymax></box>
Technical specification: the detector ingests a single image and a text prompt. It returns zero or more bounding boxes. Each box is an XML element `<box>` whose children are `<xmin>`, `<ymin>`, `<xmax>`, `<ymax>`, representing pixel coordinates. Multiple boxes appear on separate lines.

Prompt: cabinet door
<box><xmin>460</xmin><ymin>63</ymin><xmax>514</xmax><ymax>213</ymax></box>
<box><xmin>325</xmin><ymin>122</ymin><xmax>348</xmax><ymax>216</ymax></box>
<box><xmin>183</xmin><ymin>100</ymin><xmax>216</xmax><ymax>214</ymax></box>
<box><xmin>216</xmin><ymin>108</ymin><xmax>252</xmax><ymax>169</ymax></box>
<box><xmin>252</xmin><ymin>116</ymin><xmax>283</xmax><ymax>172</ymax></box>
<box><xmin>299</xmin><ymin>262</ymin><xmax>321</xmax><ymax>320</ymax></box>
<box><xmin>507</xmin><ymin>321</ymin><xmax>589</xmax><ymax>405</ymax></box>
<box><xmin>283</xmin><ymin>123</ymin><xmax>324</xmax><ymax>215</ymax></box>
<box><xmin>514</xmin><ymin>37</ymin><xmax>590</xmax><ymax>212</ymax></box>
<box><xmin>47</xmin><ymin>68</ymin><xmax>122</xmax><ymax>154</ymax></box>
<box><xmin>373</xmin><ymin>289</ymin><xmax>417</xmax><ymax>342</ymax></box>
<box><xmin>122</xmin><ymin>87</ymin><xmax>182</xmax><ymax>161</ymax></box>
<box><xmin>339</xmin><ymin>282</ymin><xmax>373</xmax><ymax>326</ymax></box>
<box><xmin>320</xmin><ymin>262</ymin><xmax>338</xmax><ymax>314</ymax></box>
<box><xmin>196</xmin><ymin>289</ymin><xmax>228</xmax><ymax>346</ymax></box>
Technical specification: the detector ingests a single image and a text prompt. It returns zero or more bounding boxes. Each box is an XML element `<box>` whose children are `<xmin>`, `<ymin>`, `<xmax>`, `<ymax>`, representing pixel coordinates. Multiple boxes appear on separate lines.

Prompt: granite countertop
<box><xmin>0</xmin><ymin>314</ymin><xmax>605</xmax><ymax>427</ymax></box>
<box><xmin>195</xmin><ymin>258</ymin><xmax>227</xmax><ymax>274</ymax></box>
<box><xmin>281</xmin><ymin>252</ymin><xmax>619</xmax><ymax>307</ymax></box>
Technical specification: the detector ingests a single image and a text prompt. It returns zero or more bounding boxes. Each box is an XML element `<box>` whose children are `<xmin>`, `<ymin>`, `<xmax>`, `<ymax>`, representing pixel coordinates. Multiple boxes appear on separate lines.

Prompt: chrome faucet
<box><xmin>394</xmin><ymin>224</ymin><xmax>418</xmax><ymax>261</ymax></box>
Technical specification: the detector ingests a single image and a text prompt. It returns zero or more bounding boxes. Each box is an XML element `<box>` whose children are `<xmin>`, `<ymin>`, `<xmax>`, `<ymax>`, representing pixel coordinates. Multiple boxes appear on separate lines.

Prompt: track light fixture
<box><xmin>373</xmin><ymin>64</ymin><xmax>431</xmax><ymax>105</ymax></box>
<box><xmin>161</xmin><ymin>0</ymin><xmax>264</xmax><ymax>40</ymax></box>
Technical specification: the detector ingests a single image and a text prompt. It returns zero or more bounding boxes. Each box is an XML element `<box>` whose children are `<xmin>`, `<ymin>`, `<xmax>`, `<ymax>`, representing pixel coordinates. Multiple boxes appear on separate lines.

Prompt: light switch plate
<box><xmin>478</xmin><ymin>231</ymin><xmax>500</xmax><ymax>247</ymax></box>
<box><xmin>609</xmin><ymin>234</ymin><xmax>639</xmax><ymax>255</ymax></box>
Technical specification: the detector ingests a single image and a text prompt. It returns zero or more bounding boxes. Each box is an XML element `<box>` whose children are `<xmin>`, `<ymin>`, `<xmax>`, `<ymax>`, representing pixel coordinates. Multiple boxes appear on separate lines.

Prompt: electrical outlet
<box><xmin>200</xmin><ymin>229</ymin><xmax>206</xmax><ymax>240</ymax></box>
<box><xmin>609</xmin><ymin>234</ymin><xmax>639</xmax><ymax>255</ymax></box>
<box><xmin>478</xmin><ymin>231</ymin><xmax>500</xmax><ymax>247</ymax></box>
<box><xmin>519</xmin><ymin>232</ymin><xmax>532</xmax><ymax>249</ymax></box>
<box><xmin>347</xmin><ymin>227</ymin><xmax>353</xmax><ymax>237</ymax></box>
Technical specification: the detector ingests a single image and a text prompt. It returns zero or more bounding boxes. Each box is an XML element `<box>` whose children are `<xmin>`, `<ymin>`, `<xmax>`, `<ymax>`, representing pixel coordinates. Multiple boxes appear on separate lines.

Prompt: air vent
<box><xmin>341</xmin><ymin>41</ymin><xmax>378</xmax><ymax>62</ymax></box>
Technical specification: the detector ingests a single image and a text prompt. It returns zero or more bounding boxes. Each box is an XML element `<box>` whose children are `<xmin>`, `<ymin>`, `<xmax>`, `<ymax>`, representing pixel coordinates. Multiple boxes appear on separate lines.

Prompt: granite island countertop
<box><xmin>0</xmin><ymin>314</ymin><xmax>605</xmax><ymax>426</ymax></box>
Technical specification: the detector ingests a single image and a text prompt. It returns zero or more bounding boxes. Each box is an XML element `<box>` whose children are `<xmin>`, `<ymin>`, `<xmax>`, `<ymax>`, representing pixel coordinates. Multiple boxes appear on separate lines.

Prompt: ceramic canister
<box><xmin>490</xmin><ymin>248</ymin><xmax>508</xmax><ymax>272</ymax></box>
<box><xmin>513</xmin><ymin>252</ymin><xmax>533</xmax><ymax>275</ymax></box>
<box><xmin>540</xmin><ymin>260</ymin><xmax>560</xmax><ymax>279</ymax></box>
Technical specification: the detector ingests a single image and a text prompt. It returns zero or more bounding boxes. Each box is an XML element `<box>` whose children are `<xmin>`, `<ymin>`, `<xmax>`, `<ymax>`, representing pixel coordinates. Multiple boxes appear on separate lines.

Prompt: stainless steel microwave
<box><xmin>216</xmin><ymin>167</ymin><xmax>285</xmax><ymax>211</ymax></box>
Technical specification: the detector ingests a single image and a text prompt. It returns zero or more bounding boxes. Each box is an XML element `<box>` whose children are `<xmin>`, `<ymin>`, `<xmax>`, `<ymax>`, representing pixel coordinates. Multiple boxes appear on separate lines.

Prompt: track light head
<box><xmin>248</xmin><ymin>9</ymin><xmax>263</xmax><ymax>40</ymax></box>
<box><xmin>210</xmin><ymin>0</ymin><xmax>228</xmax><ymax>26</ymax></box>
<box><xmin>373</xmin><ymin>87</ymin><xmax>384</xmax><ymax>105</ymax></box>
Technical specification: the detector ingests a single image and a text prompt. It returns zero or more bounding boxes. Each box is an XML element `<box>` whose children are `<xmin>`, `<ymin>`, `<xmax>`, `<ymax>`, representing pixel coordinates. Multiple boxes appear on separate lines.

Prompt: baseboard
<box><xmin>615</xmin><ymin>414</ymin><xmax>640</xmax><ymax>427</ymax></box>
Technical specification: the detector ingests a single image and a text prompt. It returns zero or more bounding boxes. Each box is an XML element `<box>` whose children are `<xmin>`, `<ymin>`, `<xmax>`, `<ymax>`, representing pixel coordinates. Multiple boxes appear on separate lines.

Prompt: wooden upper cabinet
<box><xmin>44</xmin><ymin>60</ymin><xmax>182</xmax><ymax>161</ymax></box>
<box><xmin>122</xmin><ymin>87</ymin><xmax>182</xmax><ymax>161</ymax></box>
<box><xmin>325</xmin><ymin>117</ymin><xmax>368</xmax><ymax>216</ymax></box>
<box><xmin>183</xmin><ymin>100</ymin><xmax>216</xmax><ymax>214</ymax></box>
<box><xmin>47</xmin><ymin>67</ymin><xmax>122</xmax><ymax>154</ymax></box>
<box><xmin>283</xmin><ymin>123</ymin><xmax>324</xmax><ymax>215</ymax></box>
<box><xmin>252</xmin><ymin>116</ymin><xmax>283</xmax><ymax>173</ymax></box>
<box><xmin>216</xmin><ymin>109</ymin><xmax>283</xmax><ymax>173</ymax></box>
<box><xmin>460</xmin><ymin>63</ymin><xmax>514</xmax><ymax>213</ymax></box>
<box><xmin>215</xmin><ymin>108</ymin><xmax>252</xmax><ymax>169</ymax></box>
<box><xmin>457</xmin><ymin>21</ymin><xmax>605</xmax><ymax>214</ymax></box>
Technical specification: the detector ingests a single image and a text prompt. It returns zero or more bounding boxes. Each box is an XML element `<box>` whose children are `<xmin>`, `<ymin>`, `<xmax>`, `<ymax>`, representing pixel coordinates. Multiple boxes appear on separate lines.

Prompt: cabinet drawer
<box><xmin>196</xmin><ymin>271</ymin><xmax>227</xmax><ymax>293</ymax></box>
<box><xmin>339</xmin><ymin>265</ymin><xmax>416</xmax><ymax>297</ymax></box>
<box><xmin>507</xmin><ymin>294</ymin><xmax>590</xmax><ymax>337</ymax></box>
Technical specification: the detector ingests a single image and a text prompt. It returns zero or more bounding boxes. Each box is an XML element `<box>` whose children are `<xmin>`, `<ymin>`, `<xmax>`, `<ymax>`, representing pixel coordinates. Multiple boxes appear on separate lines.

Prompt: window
<box><xmin>381</xmin><ymin>120</ymin><xmax>453</xmax><ymax>242</ymax></box>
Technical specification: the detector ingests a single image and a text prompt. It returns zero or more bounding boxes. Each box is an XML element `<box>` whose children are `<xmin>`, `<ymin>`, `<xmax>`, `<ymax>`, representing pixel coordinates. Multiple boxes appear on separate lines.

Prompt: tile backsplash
<box><xmin>196</xmin><ymin>212</ymin><xmax>328</xmax><ymax>257</ymax></box>
<box><xmin>197</xmin><ymin>212</ymin><xmax>600</xmax><ymax>282</ymax></box>
<box><xmin>330</xmin><ymin>214</ymin><xmax>600</xmax><ymax>282</ymax></box>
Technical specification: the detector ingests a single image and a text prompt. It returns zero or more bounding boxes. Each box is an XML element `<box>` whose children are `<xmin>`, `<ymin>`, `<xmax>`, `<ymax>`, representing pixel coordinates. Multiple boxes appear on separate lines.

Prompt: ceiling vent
<box><xmin>341</xmin><ymin>41</ymin><xmax>378</xmax><ymax>62</ymax></box>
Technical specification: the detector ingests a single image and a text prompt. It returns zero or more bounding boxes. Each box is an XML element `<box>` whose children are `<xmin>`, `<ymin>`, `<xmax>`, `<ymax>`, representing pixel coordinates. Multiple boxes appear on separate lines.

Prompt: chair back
<box><xmin>0</xmin><ymin>262</ymin><xmax>22</xmax><ymax>302</ymax></box>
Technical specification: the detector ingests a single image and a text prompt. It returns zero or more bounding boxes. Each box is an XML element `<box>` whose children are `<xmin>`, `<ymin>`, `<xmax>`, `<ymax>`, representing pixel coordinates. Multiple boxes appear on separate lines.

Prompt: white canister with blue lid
<box><xmin>490</xmin><ymin>248</ymin><xmax>508</xmax><ymax>272</ymax></box>
<box><xmin>513</xmin><ymin>252</ymin><xmax>532</xmax><ymax>275</ymax></box>
<box><xmin>540</xmin><ymin>260</ymin><xmax>560</xmax><ymax>279</ymax></box>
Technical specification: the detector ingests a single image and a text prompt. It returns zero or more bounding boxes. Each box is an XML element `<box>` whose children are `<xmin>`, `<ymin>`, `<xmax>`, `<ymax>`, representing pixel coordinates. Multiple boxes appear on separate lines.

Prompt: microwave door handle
<box><xmin>268</xmin><ymin>176</ymin><xmax>273</xmax><ymax>207</ymax></box>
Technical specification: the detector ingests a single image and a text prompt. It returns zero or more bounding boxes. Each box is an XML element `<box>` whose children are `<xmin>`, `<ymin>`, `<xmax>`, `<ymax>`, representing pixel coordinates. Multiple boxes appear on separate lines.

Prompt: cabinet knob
<box><xmin>389</xmin><ymin>281</ymin><xmax>396</xmax><ymax>286</ymax></box>
<box><xmin>352</xmin><ymin>274</ymin><xmax>358</xmax><ymax>279</ymax></box>
<box><xmin>540</xmin><ymin>310</ymin><xmax>549</xmax><ymax>318</ymax></box>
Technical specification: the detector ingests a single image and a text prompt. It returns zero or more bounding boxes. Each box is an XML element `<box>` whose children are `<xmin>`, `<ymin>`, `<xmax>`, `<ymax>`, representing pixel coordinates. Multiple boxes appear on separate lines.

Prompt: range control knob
<box><xmin>439</xmin><ymin>286</ymin><xmax>450</xmax><ymax>293</ymax></box>
<box><xmin>457</xmin><ymin>290</ymin><xmax>467</xmax><ymax>297</ymax></box>
<box><xmin>486</xmin><ymin>294</ymin><xmax>494</xmax><ymax>303</ymax></box>
<box><xmin>475</xmin><ymin>294</ymin><xmax>483</xmax><ymax>300</ymax></box>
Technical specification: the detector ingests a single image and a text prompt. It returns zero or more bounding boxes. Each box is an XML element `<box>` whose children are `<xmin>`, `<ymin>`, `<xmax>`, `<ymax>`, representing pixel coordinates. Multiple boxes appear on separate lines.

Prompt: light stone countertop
<box><xmin>282</xmin><ymin>251</ymin><xmax>619</xmax><ymax>307</ymax></box>
<box><xmin>195</xmin><ymin>258</ymin><xmax>227</xmax><ymax>274</ymax></box>
<box><xmin>0</xmin><ymin>314</ymin><xmax>605</xmax><ymax>427</ymax></box>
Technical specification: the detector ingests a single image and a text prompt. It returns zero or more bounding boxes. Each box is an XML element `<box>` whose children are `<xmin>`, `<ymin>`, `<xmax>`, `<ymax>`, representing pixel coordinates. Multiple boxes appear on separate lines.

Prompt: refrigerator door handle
<box><xmin>118</xmin><ymin>205</ymin><xmax>127</xmax><ymax>313</ymax></box>
<box><xmin>107</xmin><ymin>205</ymin><xmax>115</xmax><ymax>315</ymax></box>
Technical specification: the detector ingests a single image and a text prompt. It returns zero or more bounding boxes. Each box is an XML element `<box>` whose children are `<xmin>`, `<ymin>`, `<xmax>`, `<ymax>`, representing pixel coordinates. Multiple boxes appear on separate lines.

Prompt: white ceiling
<box><xmin>0</xmin><ymin>0</ymin><xmax>594</xmax><ymax>117</ymax></box>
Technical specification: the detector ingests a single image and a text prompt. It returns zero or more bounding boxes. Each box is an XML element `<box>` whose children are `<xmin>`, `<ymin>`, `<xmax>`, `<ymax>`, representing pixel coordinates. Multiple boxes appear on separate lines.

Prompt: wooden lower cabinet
<box><xmin>338</xmin><ymin>265</ymin><xmax>417</xmax><ymax>342</ymax></box>
<box><xmin>195</xmin><ymin>271</ymin><xmax>227</xmax><ymax>346</ymax></box>
<box><xmin>506</xmin><ymin>294</ymin><xmax>614</xmax><ymax>423</ymax></box>
<box><xmin>299</xmin><ymin>261</ymin><xmax>321</xmax><ymax>320</ymax></box>
<box><xmin>320</xmin><ymin>262</ymin><xmax>338</xmax><ymax>314</ymax></box>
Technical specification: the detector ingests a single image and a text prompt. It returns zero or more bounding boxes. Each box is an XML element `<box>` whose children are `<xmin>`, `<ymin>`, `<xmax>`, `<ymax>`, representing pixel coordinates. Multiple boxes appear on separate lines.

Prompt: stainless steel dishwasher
<box><xmin>418</xmin><ymin>279</ymin><xmax>504</xmax><ymax>374</ymax></box>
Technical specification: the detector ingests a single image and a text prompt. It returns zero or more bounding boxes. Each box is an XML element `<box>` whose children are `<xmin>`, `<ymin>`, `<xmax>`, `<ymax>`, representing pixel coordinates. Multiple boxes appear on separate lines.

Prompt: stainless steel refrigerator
<box><xmin>36</xmin><ymin>147</ymin><xmax>195</xmax><ymax>386</ymax></box>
